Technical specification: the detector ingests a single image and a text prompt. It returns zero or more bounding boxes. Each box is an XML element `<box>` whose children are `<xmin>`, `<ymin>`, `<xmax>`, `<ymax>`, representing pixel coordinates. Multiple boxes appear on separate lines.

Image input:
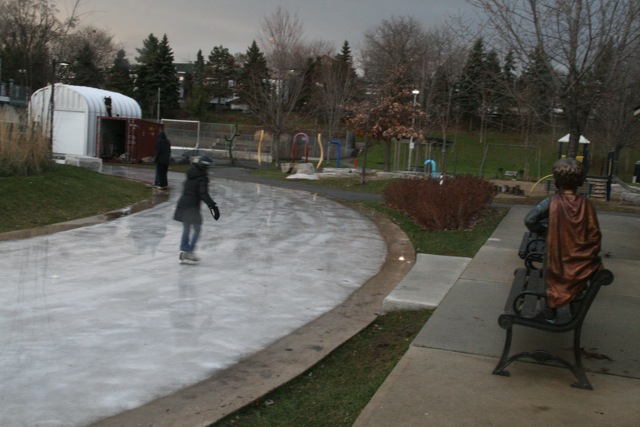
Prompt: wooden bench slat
<box><xmin>504</xmin><ymin>268</ymin><xmax>528</xmax><ymax>314</ymax></box>
<box><xmin>555</xmin><ymin>304</ymin><xmax>572</xmax><ymax>324</ymax></box>
<box><xmin>521</xmin><ymin>269</ymin><xmax>544</xmax><ymax>318</ymax></box>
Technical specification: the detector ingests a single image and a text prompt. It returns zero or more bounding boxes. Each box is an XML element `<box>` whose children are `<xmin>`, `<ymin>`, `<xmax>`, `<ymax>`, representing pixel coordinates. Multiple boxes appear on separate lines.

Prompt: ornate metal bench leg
<box><xmin>570</xmin><ymin>324</ymin><xmax>593</xmax><ymax>390</ymax></box>
<box><xmin>493</xmin><ymin>327</ymin><xmax>513</xmax><ymax>376</ymax></box>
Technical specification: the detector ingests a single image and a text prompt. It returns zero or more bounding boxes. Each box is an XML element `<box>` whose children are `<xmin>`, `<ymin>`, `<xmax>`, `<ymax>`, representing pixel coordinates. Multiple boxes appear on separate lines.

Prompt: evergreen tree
<box><xmin>496</xmin><ymin>50</ymin><xmax>517</xmax><ymax>127</ymax></box>
<box><xmin>297</xmin><ymin>56</ymin><xmax>321</xmax><ymax>116</ymax></box>
<box><xmin>456</xmin><ymin>38</ymin><xmax>486</xmax><ymax>121</ymax></box>
<box><xmin>134</xmin><ymin>33</ymin><xmax>180</xmax><ymax>118</ymax></box>
<box><xmin>334</xmin><ymin>41</ymin><xmax>352</xmax><ymax>66</ymax></box>
<box><xmin>134</xmin><ymin>34</ymin><xmax>160</xmax><ymax>117</ymax></box>
<box><xmin>155</xmin><ymin>34</ymin><xmax>181</xmax><ymax>116</ymax></box>
<box><xmin>185</xmin><ymin>49</ymin><xmax>209</xmax><ymax>118</ymax></box>
<box><xmin>207</xmin><ymin>45</ymin><xmax>237</xmax><ymax>108</ymax></box>
<box><xmin>70</xmin><ymin>42</ymin><xmax>104</xmax><ymax>87</ymax></box>
<box><xmin>332</xmin><ymin>41</ymin><xmax>358</xmax><ymax>90</ymax></box>
<box><xmin>483</xmin><ymin>49</ymin><xmax>502</xmax><ymax>112</ymax></box>
<box><xmin>521</xmin><ymin>45</ymin><xmax>556</xmax><ymax>130</ymax></box>
<box><xmin>455</xmin><ymin>38</ymin><xmax>505</xmax><ymax>133</ymax></box>
<box><xmin>106</xmin><ymin>49</ymin><xmax>134</xmax><ymax>97</ymax></box>
<box><xmin>237</xmin><ymin>40</ymin><xmax>269</xmax><ymax>98</ymax></box>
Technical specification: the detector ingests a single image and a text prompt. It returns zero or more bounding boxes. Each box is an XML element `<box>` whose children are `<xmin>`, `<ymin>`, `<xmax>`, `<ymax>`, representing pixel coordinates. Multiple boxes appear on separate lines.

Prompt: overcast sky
<box><xmin>57</xmin><ymin>0</ymin><xmax>479</xmax><ymax>63</ymax></box>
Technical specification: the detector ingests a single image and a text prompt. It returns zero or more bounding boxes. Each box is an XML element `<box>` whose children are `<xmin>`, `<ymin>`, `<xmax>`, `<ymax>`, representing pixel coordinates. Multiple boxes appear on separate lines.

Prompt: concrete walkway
<box><xmin>356</xmin><ymin>206</ymin><xmax>640</xmax><ymax>426</ymax></box>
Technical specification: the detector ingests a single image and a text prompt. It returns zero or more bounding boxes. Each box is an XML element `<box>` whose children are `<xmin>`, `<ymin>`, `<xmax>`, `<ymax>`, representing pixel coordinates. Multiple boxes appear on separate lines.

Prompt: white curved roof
<box><xmin>29</xmin><ymin>84</ymin><xmax>142</xmax><ymax>157</ymax></box>
<box><xmin>57</xmin><ymin>84</ymin><xmax>140</xmax><ymax>117</ymax></box>
<box><xmin>30</xmin><ymin>84</ymin><xmax>141</xmax><ymax>119</ymax></box>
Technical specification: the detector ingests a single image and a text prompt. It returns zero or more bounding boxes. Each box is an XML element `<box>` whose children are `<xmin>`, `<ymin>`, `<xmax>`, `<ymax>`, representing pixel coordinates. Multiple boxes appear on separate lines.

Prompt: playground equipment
<box><xmin>316</xmin><ymin>133</ymin><xmax>324</xmax><ymax>169</ymax></box>
<box><xmin>424</xmin><ymin>159</ymin><xmax>438</xmax><ymax>178</ymax></box>
<box><xmin>291</xmin><ymin>132</ymin><xmax>310</xmax><ymax>163</ymax></box>
<box><xmin>257</xmin><ymin>130</ymin><xmax>265</xmax><ymax>166</ymax></box>
<box><xmin>331</xmin><ymin>140</ymin><xmax>341</xmax><ymax>168</ymax></box>
<box><xmin>224</xmin><ymin>124</ymin><xmax>239</xmax><ymax>166</ymax></box>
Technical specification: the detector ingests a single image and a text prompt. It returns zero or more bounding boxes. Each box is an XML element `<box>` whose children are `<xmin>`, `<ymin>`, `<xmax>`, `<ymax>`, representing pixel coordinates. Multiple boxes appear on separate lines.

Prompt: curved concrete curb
<box><xmin>0</xmin><ymin>191</ymin><xmax>169</xmax><ymax>242</ymax></box>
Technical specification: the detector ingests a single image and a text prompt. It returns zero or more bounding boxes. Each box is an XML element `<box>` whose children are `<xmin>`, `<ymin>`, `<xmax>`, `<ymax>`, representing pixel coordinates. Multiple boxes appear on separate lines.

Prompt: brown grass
<box><xmin>0</xmin><ymin>119</ymin><xmax>53</xmax><ymax>176</ymax></box>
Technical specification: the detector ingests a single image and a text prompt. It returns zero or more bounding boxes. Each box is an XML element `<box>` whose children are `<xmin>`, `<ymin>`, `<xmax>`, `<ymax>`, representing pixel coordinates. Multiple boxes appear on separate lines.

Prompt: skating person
<box><xmin>153</xmin><ymin>130</ymin><xmax>172</xmax><ymax>189</ymax></box>
<box><xmin>173</xmin><ymin>156</ymin><xmax>220</xmax><ymax>262</ymax></box>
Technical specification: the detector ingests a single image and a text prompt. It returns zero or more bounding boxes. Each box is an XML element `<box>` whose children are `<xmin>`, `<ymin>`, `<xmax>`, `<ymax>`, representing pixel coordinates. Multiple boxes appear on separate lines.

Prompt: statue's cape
<box><xmin>546</xmin><ymin>193</ymin><xmax>602</xmax><ymax>308</ymax></box>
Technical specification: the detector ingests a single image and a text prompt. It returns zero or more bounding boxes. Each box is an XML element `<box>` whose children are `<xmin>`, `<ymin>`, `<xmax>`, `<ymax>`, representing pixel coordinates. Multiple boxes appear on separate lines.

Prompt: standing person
<box><xmin>173</xmin><ymin>156</ymin><xmax>220</xmax><ymax>262</ymax></box>
<box><xmin>154</xmin><ymin>130</ymin><xmax>172</xmax><ymax>190</ymax></box>
<box><xmin>524</xmin><ymin>158</ymin><xmax>602</xmax><ymax>320</ymax></box>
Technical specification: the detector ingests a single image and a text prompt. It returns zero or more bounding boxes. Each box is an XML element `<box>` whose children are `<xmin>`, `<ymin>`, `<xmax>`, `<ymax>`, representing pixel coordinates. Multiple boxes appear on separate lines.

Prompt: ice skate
<box><xmin>184</xmin><ymin>252</ymin><xmax>200</xmax><ymax>262</ymax></box>
<box><xmin>179</xmin><ymin>251</ymin><xmax>199</xmax><ymax>264</ymax></box>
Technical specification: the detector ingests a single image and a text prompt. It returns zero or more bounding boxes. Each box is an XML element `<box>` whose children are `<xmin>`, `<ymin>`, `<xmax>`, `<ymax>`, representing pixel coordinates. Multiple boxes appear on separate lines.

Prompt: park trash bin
<box><xmin>634</xmin><ymin>161</ymin><xmax>640</xmax><ymax>183</ymax></box>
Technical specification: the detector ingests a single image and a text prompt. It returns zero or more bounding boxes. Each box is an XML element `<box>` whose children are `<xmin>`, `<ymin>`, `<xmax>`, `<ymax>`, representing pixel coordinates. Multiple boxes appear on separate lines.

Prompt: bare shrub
<box><xmin>0</xmin><ymin>120</ymin><xmax>53</xmax><ymax>177</ymax></box>
<box><xmin>384</xmin><ymin>176</ymin><xmax>495</xmax><ymax>231</ymax></box>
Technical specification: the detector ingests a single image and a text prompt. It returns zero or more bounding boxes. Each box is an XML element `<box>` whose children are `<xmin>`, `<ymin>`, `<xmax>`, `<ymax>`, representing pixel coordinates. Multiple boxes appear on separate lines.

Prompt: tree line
<box><xmin>1</xmin><ymin>0</ymin><xmax>640</xmax><ymax>174</ymax></box>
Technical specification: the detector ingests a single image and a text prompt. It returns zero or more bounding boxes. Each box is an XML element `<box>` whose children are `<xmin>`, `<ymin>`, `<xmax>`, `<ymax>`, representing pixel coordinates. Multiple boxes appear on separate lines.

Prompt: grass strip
<box><xmin>0</xmin><ymin>164</ymin><xmax>151</xmax><ymax>233</ymax></box>
<box><xmin>214</xmin><ymin>310</ymin><xmax>432</xmax><ymax>427</ymax></box>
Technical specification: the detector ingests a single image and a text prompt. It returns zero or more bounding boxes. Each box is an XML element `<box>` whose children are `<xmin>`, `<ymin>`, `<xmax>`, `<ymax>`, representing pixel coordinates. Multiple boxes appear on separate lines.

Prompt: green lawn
<box><xmin>0</xmin><ymin>164</ymin><xmax>151</xmax><ymax>233</ymax></box>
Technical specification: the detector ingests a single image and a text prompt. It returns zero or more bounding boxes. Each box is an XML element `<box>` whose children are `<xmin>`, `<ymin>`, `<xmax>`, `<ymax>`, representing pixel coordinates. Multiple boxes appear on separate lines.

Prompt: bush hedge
<box><xmin>384</xmin><ymin>176</ymin><xmax>495</xmax><ymax>231</ymax></box>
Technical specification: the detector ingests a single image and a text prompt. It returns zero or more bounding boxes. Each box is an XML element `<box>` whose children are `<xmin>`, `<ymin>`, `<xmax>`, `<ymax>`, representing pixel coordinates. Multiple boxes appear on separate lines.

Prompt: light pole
<box><xmin>407</xmin><ymin>89</ymin><xmax>420</xmax><ymax>171</ymax></box>
<box><xmin>48</xmin><ymin>59</ymin><xmax>69</xmax><ymax>153</ymax></box>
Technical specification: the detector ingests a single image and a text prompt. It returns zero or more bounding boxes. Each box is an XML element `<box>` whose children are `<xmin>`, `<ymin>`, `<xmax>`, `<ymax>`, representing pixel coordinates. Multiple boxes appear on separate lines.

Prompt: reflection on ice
<box><xmin>0</xmin><ymin>174</ymin><xmax>386</xmax><ymax>426</ymax></box>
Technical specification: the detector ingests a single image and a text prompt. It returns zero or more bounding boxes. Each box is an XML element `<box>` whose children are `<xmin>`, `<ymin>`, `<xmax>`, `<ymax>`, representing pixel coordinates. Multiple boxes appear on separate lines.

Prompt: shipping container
<box><xmin>96</xmin><ymin>117</ymin><xmax>163</xmax><ymax>163</ymax></box>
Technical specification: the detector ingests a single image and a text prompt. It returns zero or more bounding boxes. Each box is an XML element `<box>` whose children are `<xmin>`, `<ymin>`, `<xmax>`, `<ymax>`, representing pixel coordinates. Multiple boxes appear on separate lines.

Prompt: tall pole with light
<box><xmin>407</xmin><ymin>89</ymin><xmax>420</xmax><ymax>171</ymax></box>
<box><xmin>48</xmin><ymin>59</ymin><xmax>69</xmax><ymax>153</ymax></box>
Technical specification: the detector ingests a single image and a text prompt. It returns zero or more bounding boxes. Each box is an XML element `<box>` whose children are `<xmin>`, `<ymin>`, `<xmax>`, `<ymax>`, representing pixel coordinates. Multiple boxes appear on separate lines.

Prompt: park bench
<box><xmin>517</xmin><ymin>231</ymin><xmax>545</xmax><ymax>270</ymax></box>
<box><xmin>493</xmin><ymin>236</ymin><xmax>614</xmax><ymax>390</ymax></box>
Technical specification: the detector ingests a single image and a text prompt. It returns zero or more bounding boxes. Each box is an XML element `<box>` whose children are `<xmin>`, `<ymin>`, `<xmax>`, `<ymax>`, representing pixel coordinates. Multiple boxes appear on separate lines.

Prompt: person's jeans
<box><xmin>156</xmin><ymin>163</ymin><xmax>169</xmax><ymax>187</ymax></box>
<box><xmin>180</xmin><ymin>222</ymin><xmax>201</xmax><ymax>253</ymax></box>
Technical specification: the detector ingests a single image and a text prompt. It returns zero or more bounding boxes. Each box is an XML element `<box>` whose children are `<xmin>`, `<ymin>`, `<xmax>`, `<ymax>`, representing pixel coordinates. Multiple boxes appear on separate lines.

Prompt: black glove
<box><xmin>210</xmin><ymin>203</ymin><xmax>220</xmax><ymax>221</ymax></box>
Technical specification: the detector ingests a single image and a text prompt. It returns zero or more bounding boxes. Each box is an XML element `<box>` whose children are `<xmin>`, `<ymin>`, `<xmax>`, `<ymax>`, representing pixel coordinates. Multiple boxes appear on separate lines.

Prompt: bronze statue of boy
<box><xmin>525</xmin><ymin>158</ymin><xmax>603</xmax><ymax>318</ymax></box>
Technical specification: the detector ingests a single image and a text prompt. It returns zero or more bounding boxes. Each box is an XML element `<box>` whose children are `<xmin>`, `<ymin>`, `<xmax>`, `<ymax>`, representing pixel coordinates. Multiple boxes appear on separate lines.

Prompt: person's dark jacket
<box><xmin>156</xmin><ymin>131</ymin><xmax>172</xmax><ymax>164</ymax></box>
<box><xmin>173</xmin><ymin>165</ymin><xmax>216</xmax><ymax>225</ymax></box>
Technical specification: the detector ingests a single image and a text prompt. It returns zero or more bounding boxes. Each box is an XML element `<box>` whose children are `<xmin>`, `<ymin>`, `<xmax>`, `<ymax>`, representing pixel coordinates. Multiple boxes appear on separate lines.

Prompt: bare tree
<box><xmin>360</xmin><ymin>16</ymin><xmax>429</xmax><ymax>89</ymax></box>
<box><xmin>0</xmin><ymin>0</ymin><xmax>81</xmax><ymax>90</ymax></box>
<box><xmin>56</xmin><ymin>26</ymin><xmax>116</xmax><ymax>73</ymax></box>
<box><xmin>243</xmin><ymin>7</ymin><xmax>310</xmax><ymax>165</ymax></box>
<box><xmin>426</xmin><ymin>26</ymin><xmax>468</xmax><ymax>172</ymax></box>
<box><xmin>588</xmin><ymin>52</ymin><xmax>640</xmax><ymax>175</ymax></box>
<box><xmin>314</xmin><ymin>41</ymin><xmax>359</xmax><ymax>141</ymax></box>
<box><xmin>471</xmin><ymin>0</ymin><xmax>640</xmax><ymax>158</ymax></box>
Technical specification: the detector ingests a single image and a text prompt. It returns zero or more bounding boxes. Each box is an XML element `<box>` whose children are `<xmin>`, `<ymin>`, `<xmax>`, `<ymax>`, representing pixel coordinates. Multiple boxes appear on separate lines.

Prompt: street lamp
<box><xmin>49</xmin><ymin>59</ymin><xmax>69</xmax><ymax>152</ymax></box>
<box><xmin>407</xmin><ymin>89</ymin><xmax>420</xmax><ymax>171</ymax></box>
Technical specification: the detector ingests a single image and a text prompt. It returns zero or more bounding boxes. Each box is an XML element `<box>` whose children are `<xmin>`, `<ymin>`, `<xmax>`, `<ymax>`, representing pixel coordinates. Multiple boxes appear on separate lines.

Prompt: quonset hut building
<box><xmin>29</xmin><ymin>84</ymin><xmax>162</xmax><ymax>166</ymax></box>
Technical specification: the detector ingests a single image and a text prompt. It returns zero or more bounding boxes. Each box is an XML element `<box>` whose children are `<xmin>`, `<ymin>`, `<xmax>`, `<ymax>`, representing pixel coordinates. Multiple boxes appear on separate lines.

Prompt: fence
<box><xmin>160</xmin><ymin>120</ymin><xmax>640</xmax><ymax>181</ymax></box>
<box><xmin>161</xmin><ymin>120</ymin><xmax>356</xmax><ymax>165</ymax></box>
